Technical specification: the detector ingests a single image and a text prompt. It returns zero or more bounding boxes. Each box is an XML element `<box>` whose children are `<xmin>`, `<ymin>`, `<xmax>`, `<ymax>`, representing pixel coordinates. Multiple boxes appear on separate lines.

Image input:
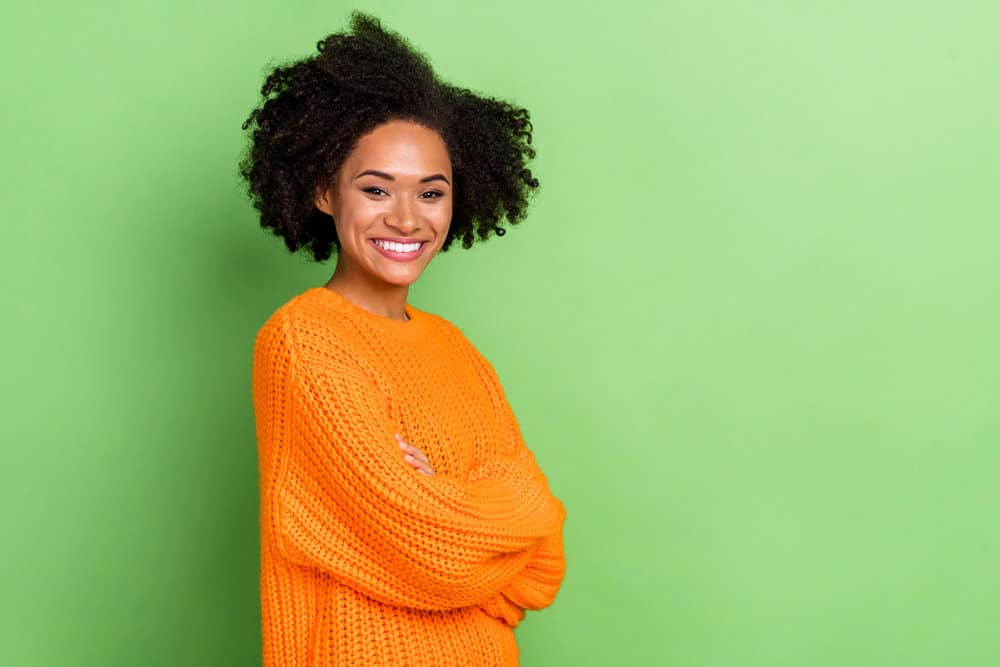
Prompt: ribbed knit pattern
<box><xmin>252</xmin><ymin>287</ymin><xmax>567</xmax><ymax>666</ymax></box>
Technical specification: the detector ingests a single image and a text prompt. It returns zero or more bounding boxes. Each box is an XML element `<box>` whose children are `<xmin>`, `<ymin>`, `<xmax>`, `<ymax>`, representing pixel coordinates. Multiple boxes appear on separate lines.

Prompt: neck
<box><xmin>324</xmin><ymin>262</ymin><xmax>410</xmax><ymax>321</ymax></box>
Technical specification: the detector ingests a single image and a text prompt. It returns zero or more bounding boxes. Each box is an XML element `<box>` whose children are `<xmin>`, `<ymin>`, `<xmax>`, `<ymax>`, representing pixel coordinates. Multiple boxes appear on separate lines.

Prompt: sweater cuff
<box><xmin>478</xmin><ymin>592</ymin><xmax>526</xmax><ymax>628</ymax></box>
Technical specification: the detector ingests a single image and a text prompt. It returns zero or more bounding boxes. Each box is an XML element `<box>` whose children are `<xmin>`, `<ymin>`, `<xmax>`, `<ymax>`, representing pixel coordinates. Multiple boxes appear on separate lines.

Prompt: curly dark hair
<box><xmin>239</xmin><ymin>12</ymin><xmax>540</xmax><ymax>262</ymax></box>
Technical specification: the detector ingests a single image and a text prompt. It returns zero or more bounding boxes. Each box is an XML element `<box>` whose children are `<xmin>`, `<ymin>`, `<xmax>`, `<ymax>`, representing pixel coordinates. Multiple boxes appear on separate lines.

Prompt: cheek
<box><xmin>335</xmin><ymin>200</ymin><xmax>378</xmax><ymax>238</ymax></box>
<box><xmin>434</xmin><ymin>201</ymin><xmax>454</xmax><ymax>233</ymax></box>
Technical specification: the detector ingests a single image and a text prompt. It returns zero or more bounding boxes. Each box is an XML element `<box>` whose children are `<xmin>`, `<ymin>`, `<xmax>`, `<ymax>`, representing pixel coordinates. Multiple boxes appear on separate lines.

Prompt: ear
<box><xmin>314</xmin><ymin>184</ymin><xmax>336</xmax><ymax>217</ymax></box>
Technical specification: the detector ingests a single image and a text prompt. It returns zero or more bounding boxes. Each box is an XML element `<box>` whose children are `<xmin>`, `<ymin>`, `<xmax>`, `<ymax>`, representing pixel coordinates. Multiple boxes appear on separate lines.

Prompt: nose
<box><xmin>385</xmin><ymin>197</ymin><xmax>420</xmax><ymax>234</ymax></box>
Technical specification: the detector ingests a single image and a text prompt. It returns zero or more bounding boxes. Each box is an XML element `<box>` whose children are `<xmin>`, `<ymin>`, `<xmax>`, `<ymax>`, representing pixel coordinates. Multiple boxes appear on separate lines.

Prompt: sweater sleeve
<box><xmin>478</xmin><ymin>529</ymin><xmax>566</xmax><ymax>626</ymax></box>
<box><xmin>252</xmin><ymin>312</ymin><xmax>564</xmax><ymax>612</ymax></box>
<box><xmin>463</xmin><ymin>344</ymin><xmax>568</xmax><ymax>626</ymax></box>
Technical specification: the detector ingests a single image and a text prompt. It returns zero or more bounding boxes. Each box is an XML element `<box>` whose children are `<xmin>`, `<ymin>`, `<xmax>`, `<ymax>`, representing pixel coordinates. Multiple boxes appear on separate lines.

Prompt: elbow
<box><xmin>411</xmin><ymin>546</ymin><xmax>537</xmax><ymax>607</ymax></box>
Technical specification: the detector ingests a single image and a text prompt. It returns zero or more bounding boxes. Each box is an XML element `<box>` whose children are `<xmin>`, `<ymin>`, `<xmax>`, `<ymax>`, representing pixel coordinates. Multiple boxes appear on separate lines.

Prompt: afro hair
<box><xmin>239</xmin><ymin>12</ymin><xmax>540</xmax><ymax>262</ymax></box>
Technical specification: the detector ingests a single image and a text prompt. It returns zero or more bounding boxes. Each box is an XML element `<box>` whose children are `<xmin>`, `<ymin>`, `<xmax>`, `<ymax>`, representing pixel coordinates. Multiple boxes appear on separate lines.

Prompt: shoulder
<box><xmin>414</xmin><ymin>307</ymin><xmax>470</xmax><ymax>345</ymax></box>
<box><xmin>253</xmin><ymin>289</ymin><xmax>316</xmax><ymax>351</ymax></box>
<box><xmin>412</xmin><ymin>306</ymin><xmax>485</xmax><ymax>356</ymax></box>
<box><xmin>413</xmin><ymin>307</ymin><xmax>504</xmax><ymax>383</ymax></box>
<box><xmin>252</xmin><ymin>288</ymin><xmax>364</xmax><ymax>371</ymax></box>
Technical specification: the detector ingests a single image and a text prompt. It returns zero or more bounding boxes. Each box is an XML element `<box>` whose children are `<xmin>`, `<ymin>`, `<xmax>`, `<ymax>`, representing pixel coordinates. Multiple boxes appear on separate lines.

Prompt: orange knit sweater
<box><xmin>251</xmin><ymin>286</ymin><xmax>567</xmax><ymax>666</ymax></box>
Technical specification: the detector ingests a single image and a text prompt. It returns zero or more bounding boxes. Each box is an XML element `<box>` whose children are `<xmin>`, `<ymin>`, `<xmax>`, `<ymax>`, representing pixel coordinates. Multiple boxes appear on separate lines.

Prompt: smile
<box><xmin>370</xmin><ymin>238</ymin><xmax>428</xmax><ymax>261</ymax></box>
<box><xmin>374</xmin><ymin>239</ymin><xmax>423</xmax><ymax>253</ymax></box>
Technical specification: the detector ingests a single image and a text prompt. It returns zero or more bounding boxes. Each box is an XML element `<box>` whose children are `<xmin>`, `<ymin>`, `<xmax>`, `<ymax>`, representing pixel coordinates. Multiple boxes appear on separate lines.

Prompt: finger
<box><xmin>404</xmin><ymin>454</ymin><xmax>435</xmax><ymax>475</ymax></box>
<box><xmin>396</xmin><ymin>435</ymin><xmax>433</xmax><ymax>472</ymax></box>
<box><xmin>396</xmin><ymin>436</ymin><xmax>431</xmax><ymax>465</ymax></box>
<box><xmin>407</xmin><ymin>446</ymin><xmax>431</xmax><ymax>466</ymax></box>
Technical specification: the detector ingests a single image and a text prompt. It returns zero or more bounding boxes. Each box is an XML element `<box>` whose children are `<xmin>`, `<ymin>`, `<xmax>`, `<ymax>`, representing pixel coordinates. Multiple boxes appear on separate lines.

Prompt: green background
<box><xmin>2</xmin><ymin>1</ymin><xmax>998</xmax><ymax>665</ymax></box>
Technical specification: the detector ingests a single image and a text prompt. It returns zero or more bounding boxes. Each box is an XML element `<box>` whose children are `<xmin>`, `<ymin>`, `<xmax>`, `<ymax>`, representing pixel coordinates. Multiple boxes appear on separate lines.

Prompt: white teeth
<box><xmin>375</xmin><ymin>240</ymin><xmax>422</xmax><ymax>253</ymax></box>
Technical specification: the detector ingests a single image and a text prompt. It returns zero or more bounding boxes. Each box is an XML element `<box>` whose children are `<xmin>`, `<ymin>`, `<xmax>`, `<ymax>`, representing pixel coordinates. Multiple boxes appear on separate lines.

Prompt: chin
<box><xmin>377</xmin><ymin>270</ymin><xmax>424</xmax><ymax>287</ymax></box>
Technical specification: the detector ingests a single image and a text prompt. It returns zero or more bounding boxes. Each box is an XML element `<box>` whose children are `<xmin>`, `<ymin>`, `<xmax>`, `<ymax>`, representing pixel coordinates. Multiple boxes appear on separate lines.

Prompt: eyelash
<box><xmin>362</xmin><ymin>187</ymin><xmax>443</xmax><ymax>199</ymax></box>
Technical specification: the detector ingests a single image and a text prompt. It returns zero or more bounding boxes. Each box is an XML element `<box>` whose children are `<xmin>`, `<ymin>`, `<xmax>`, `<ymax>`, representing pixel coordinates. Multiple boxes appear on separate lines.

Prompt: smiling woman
<box><xmin>313</xmin><ymin>120</ymin><xmax>454</xmax><ymax>319</ymax></box>
<box><xmin>240</xmin><ymin>11</ymin><xmax>566</xmax><ymax>667</ymax></box>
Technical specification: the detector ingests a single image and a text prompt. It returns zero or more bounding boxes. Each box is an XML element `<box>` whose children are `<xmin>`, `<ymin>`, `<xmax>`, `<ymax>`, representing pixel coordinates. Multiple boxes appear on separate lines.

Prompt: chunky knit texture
<box><xmin>252</xmin><ymin>286</ymin><xmax>567</xmax><ymax>666</ymax></box>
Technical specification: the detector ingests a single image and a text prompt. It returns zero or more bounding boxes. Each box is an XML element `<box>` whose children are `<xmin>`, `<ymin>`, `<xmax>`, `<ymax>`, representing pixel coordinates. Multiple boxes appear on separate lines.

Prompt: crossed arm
<box><xmin>252</xmin><ymin>314</ymin><xmax>566</xmax><ymax>622</ymax></box>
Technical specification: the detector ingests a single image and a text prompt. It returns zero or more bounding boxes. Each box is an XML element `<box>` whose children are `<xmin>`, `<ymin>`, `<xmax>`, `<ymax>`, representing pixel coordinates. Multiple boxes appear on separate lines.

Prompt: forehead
<box><xmin>343</xmin><ymin>120</ymin><xmax>452</xmax><ymax>177</ymax></box>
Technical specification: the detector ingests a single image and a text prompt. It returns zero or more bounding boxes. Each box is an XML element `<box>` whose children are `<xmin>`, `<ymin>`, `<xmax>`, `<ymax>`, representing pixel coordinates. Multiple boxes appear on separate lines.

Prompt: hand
<box><xmin>395</xmin><ymin>434</ymin><xmax>435</xmax><ymax>476</ymax></box>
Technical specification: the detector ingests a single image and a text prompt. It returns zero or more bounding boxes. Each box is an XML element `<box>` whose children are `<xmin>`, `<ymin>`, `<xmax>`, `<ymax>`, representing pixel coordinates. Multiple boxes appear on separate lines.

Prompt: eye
<box><xmin>420</xmin><ymin>190</ymin><xmax>444</xmax><ymax>199</ymax></box>
<box><xmin>362</xmin><ymin>186</ymin><xmax>388</xmax><ymax>196</ymax></box>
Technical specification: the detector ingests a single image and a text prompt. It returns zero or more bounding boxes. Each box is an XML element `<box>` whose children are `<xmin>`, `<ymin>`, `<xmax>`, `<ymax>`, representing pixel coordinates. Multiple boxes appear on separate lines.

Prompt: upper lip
<box><xmin>371</xmin><ymin>237</ymin><xmax>428</xmax><ymax>244</ymax></box>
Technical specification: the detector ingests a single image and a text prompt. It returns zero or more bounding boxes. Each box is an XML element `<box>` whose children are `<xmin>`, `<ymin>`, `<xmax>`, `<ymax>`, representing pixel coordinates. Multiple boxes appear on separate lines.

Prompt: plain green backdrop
<box><xmin>2</xmin><ymin>1</ymin><xmax>998</xmax><ymax>665</ymax></box>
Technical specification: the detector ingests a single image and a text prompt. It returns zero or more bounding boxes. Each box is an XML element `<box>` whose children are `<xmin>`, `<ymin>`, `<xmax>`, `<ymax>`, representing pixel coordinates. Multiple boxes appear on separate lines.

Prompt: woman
<box><xmin>242</xmin><ymin>13</ymin><xmax>567</xmax><ymax>667</ymax></box>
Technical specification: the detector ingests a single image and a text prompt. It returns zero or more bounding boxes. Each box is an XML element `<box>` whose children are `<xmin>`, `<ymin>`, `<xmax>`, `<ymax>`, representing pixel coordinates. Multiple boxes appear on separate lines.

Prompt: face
<box><xmin>315</xmin><ymin>119</ymin><xmax>453</xmax><ymax>290</ymax></box>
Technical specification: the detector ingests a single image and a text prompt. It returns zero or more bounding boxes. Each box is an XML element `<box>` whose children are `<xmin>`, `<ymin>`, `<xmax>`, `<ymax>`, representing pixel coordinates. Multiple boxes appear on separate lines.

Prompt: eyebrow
<box><xmin>354</xmin><ymin>169</ymin><xmax>450</xmax><ymax>185</ymax></box>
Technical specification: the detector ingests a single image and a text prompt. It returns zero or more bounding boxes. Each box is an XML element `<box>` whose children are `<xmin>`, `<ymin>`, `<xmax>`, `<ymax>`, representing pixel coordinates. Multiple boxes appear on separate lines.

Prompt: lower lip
<box><xmin>370</xmin><ymin>240</ymin><xmax>428</xmax><ymax>262</ymax></box>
